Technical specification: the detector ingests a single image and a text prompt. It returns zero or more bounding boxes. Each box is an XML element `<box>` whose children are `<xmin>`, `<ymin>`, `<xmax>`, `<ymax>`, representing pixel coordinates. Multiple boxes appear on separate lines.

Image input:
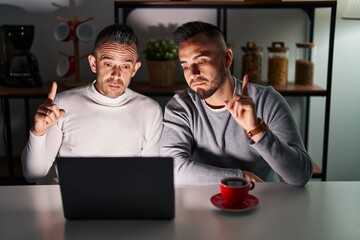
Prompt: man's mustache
<box><xmin>190</xmin><ymin>77</ymin><xmax>208</xmax><ymax>85</ymax></box>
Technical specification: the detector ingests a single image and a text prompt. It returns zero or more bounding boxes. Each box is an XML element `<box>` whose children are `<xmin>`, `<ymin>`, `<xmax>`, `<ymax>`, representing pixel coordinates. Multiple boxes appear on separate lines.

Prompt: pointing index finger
<box><xmin>242</xmin><ymin>74</ymin><xmax>249</xmax><ymax>96</ymax></box>
<box><xmin>48</xmin><ymin>82</ymin><xmax>58</xmax><ymax>101</ymax></box>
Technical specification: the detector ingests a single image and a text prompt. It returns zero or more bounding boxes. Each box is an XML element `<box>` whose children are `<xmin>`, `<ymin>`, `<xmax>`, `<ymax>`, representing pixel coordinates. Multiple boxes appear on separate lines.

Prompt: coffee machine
<box><xmin>0</xmin><ymin>25</ymin><xmax>41</xmax><ymax>87</ymax></box>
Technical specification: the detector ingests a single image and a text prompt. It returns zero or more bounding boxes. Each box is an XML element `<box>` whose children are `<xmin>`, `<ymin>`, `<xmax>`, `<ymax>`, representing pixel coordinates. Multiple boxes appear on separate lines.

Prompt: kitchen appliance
<box><xmin>0</xmin><ymin>25</ymin><xmax>41</xmax><ymax>87</ymax></box>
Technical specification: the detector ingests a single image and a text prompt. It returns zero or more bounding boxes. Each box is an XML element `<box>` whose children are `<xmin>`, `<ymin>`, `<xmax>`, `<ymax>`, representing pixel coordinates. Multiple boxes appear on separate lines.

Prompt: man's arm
<box><xmin>21</xmin><ymin>125</ymin><xmax>62</xmax><ymax>182</ymax></box>
<box><xmin>141</xmin><ymin>102</ymin><xmax>164</xmax><ymax>156</ymax></box>
<box><xmin>160</xmin><ymin>98</ymin><xmax>243</xmax><ymax>185</ymax></box>
<box><xmin>249</xmin><ymin>87</ymin><xmax>313</xmax><ymax>186</ymax></box>
<box><xmin>21</xmin><ymin>82</ymin><xmax>64</xmax><ymax>182</ymax></box>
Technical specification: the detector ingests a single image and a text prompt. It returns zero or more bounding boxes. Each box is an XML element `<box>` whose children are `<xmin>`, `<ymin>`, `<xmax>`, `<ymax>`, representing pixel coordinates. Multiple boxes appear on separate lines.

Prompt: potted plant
<box><xmin>143</xmin><ymin>38</ymin><xmax>178</xmax><ymax>87</ymax></box>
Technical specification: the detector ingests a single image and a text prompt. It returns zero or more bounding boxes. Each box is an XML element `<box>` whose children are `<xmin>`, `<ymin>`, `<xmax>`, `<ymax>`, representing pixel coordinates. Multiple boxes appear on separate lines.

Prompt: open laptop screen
<box><xmin>56</xmin><ymin>157</ymin><xmax>174</xmax><ymax>220</ymax></box>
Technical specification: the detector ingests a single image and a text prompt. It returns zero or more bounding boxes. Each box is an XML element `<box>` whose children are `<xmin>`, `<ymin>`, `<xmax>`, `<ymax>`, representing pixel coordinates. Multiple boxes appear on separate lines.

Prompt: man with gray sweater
<box><xmin>160</xmin><ymin>21</ymin><xmax>312</xmax><ymax>186</ymax></box>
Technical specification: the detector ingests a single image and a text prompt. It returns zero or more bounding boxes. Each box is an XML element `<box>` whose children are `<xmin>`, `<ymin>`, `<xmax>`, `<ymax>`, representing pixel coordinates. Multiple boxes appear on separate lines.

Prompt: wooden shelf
<box><xmin>270</xmin><ymin>83</ymin><xmax>326</xmax><ymax>96</ymax></box>
<box><xmin>0</xmin><ymin>81</ymin><xmax>86</xmax><ymax>98</ymax></box>
<box><xmin>0</xmin><ymin>80</ymin><xmax>326</xmax><ymax>98</ymax></box>
<box><xmin>115</xmin><ymin>1</ymin><xmax>336</xmax><ymax>8</ymax></box>
<box><xmin>115</xmin><ymin>0</ymin><xmax>336</xmax><ymax>181</ymax></box>
<box><xmin>129</xmin><ymin>81</ymin><xmax>188</xmax><ymax>96</ymax></box>
<box><xmin>130</xmin><ymin>81</ymin><xmax>327</xmax><ymax>96</ymax></box>
<box><xmin>0</xmin><ymin>83</ymin><xmax>53</xmax><ymax>98</ymax></box>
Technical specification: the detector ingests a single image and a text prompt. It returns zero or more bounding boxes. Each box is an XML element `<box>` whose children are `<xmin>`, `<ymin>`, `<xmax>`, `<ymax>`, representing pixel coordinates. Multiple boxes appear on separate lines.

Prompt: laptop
<box><xmin>56</xmin><ymin>156</ymin><xmax>174</xmax><ymax>220</ymax></box>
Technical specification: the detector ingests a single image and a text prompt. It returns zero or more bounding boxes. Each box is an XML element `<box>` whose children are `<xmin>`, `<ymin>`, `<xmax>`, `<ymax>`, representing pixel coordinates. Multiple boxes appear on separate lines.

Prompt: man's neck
<box><xmin>205</xmin><ymin>75</ymin><xmax>234</xmax><ymax>109</ymax></box>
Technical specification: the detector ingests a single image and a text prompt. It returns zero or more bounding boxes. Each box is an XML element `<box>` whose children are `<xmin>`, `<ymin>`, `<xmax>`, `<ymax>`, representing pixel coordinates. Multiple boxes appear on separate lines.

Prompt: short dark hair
<box><xmin>172</xmin><ymin>21</ymin><xmax>227</xmax><ymax>49</ymax></box>
<box><xmin>93</xmin><ymin>23</ymin><xmax>138</xmax><ymax>54</ymax></box>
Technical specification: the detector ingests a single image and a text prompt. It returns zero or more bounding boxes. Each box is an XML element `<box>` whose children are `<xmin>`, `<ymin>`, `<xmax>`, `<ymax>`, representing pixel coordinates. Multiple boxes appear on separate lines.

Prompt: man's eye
<box><xmin>198</xmin><ymin>60</ymin><xmax>206</xmax><ymax>65</ymax></box>
<box><xmin>182</xmin><ymin>65</ymin><xmax>189</xmax><ymax>70</ymax></box>
<box><xmin>122</xmin><ymin>65</ymin><xmax>130</xmax><ymax>70</ymax></box>
<box><xmin>104</xmin><ymin>63</ymin><xmax>113</xmax><ymax>68</ymax></box>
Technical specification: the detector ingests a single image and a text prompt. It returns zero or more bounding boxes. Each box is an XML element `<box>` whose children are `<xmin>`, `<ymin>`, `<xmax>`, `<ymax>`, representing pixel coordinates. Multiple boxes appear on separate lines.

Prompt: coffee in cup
<box><xmin>220</xmin><ymin>177</ymin><xmax>255</xmax><ymax>207</ymax></box>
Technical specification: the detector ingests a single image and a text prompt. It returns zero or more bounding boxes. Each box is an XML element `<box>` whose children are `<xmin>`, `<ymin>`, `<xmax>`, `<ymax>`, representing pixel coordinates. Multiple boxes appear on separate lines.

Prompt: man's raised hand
<box><xmin>31</xmin><ymin>82</ymin><xmax>65</xmax><ymax>136</ymax></box>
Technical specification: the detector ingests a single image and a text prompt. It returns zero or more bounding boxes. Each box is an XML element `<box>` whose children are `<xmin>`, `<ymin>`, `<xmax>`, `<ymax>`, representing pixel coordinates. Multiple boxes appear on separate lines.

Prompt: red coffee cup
<box><xmin>220</xmin><ymin>177</ymin><xmax>255</xmax><ymax>207</ymax></box>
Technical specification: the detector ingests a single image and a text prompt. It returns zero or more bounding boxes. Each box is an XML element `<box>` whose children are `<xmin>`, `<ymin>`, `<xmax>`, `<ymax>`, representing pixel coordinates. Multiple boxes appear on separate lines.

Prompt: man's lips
<box><xmin>191</xmin><ymin>79</ymin><xmax>208</xmax><ymax>87</ymax></box>
<box><xmin>109</xmin><ymin>84</ymin><xmax>121</xmax><ymax>88</ymax></box>
<box><xmin>108</xmin><ymin>81</ymin><xmax>124</xmax><ymax>89</ymax></box>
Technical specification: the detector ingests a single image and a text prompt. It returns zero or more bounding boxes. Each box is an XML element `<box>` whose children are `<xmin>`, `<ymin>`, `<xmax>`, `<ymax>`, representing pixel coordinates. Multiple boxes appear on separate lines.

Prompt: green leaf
<box><xmin>143</xmin><ymin>38</ymin><xmax>178</xmax><ymax>61</ymax></box>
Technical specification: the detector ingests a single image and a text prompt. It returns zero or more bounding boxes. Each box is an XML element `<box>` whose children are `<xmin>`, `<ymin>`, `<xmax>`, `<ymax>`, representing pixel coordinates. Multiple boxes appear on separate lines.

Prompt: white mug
<box><xmin>76</xmin><ymin>23</ymin><xmax>95</xmax><ymax>42</ymax></box>
<box><xmin>56</xmin><ymin>55</ymin><xmax>75</xmax><ymax>77</ymax></box>
<box><xmin>54</xmin><ymin>21</ymin><xmax>74</xmax><ymax>42</ymax></box>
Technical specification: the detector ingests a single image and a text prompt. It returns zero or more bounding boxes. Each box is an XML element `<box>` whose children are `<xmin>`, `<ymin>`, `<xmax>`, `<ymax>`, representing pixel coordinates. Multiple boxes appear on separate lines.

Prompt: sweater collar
<box><xmin>87</xmin><ymin>80</ymin><xmax>132</xmax><ymax>107</ymax></box>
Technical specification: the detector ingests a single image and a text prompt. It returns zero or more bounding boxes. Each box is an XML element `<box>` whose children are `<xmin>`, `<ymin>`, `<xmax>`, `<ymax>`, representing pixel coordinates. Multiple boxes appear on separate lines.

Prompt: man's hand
<box><xmin>243</xmin><ymin>170</ymin><xmax>263</xmax><ymax>183</ymax></box>
<box><xmin>224</xmin><ymin>75</ymin><xmax>258</xmax><ymax>132</ymax></box>
<box><xmin>31</xmin><ymin>82</ymin><xmax>65</xmax><ymax>136</ymax></box>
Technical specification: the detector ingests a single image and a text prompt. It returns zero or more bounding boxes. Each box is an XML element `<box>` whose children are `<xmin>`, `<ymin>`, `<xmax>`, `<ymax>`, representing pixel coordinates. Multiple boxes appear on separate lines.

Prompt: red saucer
<box><xmin>210</xmin><ymin>193</ymin><xmax>259</xmax><ymax>212</ymax></box>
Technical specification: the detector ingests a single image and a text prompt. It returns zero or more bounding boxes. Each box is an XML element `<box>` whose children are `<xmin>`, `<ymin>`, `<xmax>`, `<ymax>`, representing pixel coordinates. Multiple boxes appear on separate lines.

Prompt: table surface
<box><xmin>0</xmin><ymin>182</ymin><xmax>359</xmax><ymax>240</ymax></box>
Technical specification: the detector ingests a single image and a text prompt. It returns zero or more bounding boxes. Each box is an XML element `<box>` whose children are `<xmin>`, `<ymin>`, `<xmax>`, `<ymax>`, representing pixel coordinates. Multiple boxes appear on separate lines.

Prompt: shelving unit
<box><xmin>114</xmin><ymin>0</ymin><xmax>337</xmax><ymax>181</ymax></box>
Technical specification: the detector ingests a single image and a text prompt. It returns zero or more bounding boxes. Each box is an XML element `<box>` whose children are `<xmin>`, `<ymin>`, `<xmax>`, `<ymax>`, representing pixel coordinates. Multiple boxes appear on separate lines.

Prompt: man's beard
<box><xmin>196</xmin><ymin>86</ymin><xmax>218</xmax><ymax>99</ymax></box>
<box><xmin>194</xmin><ymin>75</ymin><xmax>225</xmax><ymax>99</ymax></box>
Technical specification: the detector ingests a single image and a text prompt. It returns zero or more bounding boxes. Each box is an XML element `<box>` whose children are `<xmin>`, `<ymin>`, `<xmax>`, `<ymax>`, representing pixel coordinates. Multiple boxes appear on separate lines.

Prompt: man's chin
<box><xmin>104</xmin><ymin>89</ymin><xmax>125</xmax><ymax>98</ymax></box>
<box><xmin>195</xmin><ymin>87</ymin><xmax>215</xmax><ymax>99</ymax></box>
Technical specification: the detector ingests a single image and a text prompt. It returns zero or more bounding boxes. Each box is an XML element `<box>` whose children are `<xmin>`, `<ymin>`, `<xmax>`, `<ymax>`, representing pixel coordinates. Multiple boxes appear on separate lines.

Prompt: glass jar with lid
<box><xmin>267</xmin><ymin>42</ymin><xmax>289</xmax><ymax>87</ymax></box>
<box><xmin>241</xmin><ymin>41</ymin><xmax>262</xmax><ymax>84</ymax></box>
<box><xmin>295</xmin><ymin>42</ymin><xmax>316</xmax><ymax>85</ymax></box>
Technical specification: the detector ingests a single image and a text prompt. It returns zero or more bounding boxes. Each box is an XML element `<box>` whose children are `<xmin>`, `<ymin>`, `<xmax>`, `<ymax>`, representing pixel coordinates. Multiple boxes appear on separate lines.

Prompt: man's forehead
<box><xmin>179</xmin><ymin>41</ymin><xmax>216</xmax><ymax>58</ymax></box>
<box><xmin>97</xmin><ymin>42</ymin><xmax>137</xmax><ymax>53</ymax></box>
<box><xmin>96</xmin><ymin>42</ymin><xmax>138</xmax><ymax>60</ymax></box>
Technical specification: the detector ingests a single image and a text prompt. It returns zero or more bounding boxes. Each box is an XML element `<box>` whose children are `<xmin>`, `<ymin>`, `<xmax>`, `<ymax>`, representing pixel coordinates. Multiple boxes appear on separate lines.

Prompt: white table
<box><xmin>0</xmin><ymin>182</ymin><xmax>359</xmax><ymax>240</ymax></box>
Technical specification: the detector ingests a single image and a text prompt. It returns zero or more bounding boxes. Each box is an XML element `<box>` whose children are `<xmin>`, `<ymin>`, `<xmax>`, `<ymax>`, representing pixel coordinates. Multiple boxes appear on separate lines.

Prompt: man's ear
<box><xmin>132</xmin><ymin>61</ymin><xmax>142</xmax><ymax>77</ymax></box>
<box><xmin>224</xmin><ymin>48</ymin><xmax>233</xmax><ymax>69</ymax></box>
<box><xmin>88</xmin><ymin>54</ymin><xmax>97</xmax><ymax>73</ymax></box>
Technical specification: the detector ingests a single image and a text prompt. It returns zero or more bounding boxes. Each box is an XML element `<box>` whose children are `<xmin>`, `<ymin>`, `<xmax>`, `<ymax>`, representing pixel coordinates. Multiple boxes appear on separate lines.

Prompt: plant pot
<box><xmin>147</xmin><ymin>60</ymin><xmax>176</xmax><ymax>87</ymax></box>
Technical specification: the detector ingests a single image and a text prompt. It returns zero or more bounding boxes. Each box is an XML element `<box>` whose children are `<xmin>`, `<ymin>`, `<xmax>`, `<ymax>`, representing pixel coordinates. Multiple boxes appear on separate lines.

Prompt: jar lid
<box><xmin>267</xmin><ymin>42</ymin><xmax>289</xmax><ymax>53</ymax></box>
<box><xmin>242</xmin><ymin>41</ymin><xmax>263</xmax><ymax>51</ymax></box>
<box><xmin>296</xmin><ymin>42</ymin><xmax>316</xmax><ymax>48</ymax></box>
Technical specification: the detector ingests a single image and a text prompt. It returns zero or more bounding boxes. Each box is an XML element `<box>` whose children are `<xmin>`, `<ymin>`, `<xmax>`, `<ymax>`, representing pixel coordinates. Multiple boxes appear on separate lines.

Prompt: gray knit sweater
<box><xmin>161</xmin><ymin>77</ymin><xmax>312</xmax><ymax>186</ymax></box>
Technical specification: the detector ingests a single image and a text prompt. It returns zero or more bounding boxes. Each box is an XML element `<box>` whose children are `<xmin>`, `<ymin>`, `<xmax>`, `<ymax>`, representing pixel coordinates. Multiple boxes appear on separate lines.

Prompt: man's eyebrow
<box><xmin>99</xmin><ymin>55</ymin><xmax>135</xmax><ymax>63</ymax></box>
<box><xmin>123</xmin><ymin>58</ymin><xmax>135</xmax><ymax>63</ymax></box>
<box><xmin>99</xmin><ymin>55</ymin><xmax>114</xmax><ymax>60</ymax></box>
<box><xmin>180</xmin><ymin>51</ymin><xmax>211</xmax><ymax>64</ymax></box>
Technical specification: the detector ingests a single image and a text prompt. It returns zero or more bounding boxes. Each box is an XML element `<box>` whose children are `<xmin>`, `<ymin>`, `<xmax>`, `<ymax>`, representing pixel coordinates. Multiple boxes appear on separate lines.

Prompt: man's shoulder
<box><xmin>248</xmin><ymin>82</ymin><xmax>282</xmax><ymax>100</ymax></box>
<box><xmin>164</xmin><ymin>89</ymin><xmax>199</xmax><ymax>112</ymax></box>
<box><xmin>169</xmin><ymin>88</ymin><xmax>196</xmax><ymax>105</ymax></box>
<box><xmin>57</xmin><ymin>83</ymin><xmax>89</xmax><ymax>98</ymax></box>
<box><xmin>128</xmin><ymin>88</ymin><xmax>162</xmax><ymax>109</ymax></box>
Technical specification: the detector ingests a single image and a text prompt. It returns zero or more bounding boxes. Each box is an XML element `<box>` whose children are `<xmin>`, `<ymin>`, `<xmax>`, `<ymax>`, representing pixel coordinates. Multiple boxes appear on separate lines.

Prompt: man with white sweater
<box><xmin>22</xmin><ymin>23</ymin><xmax>163</xmax><ymax>184</ymax></box>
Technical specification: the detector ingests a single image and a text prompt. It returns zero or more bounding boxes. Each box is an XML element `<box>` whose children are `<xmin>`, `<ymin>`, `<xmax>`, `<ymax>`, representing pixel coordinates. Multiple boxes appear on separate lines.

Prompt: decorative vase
<box><xmin>147</xmin><ymin>60</ymin><xmax>176</xmax><ymax>87</ymax></box>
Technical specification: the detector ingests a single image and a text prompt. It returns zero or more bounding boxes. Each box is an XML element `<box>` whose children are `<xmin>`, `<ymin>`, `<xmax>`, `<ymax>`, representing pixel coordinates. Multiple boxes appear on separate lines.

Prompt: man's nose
<box><xmin>188</xmin><ymin>64</ymin><xmax>200</xmax><ymax>78</ymax></box>
<box><xmin>112</xmin><ymin>66</ymin><xmax>122</xmax><ymax>78</ymax></box>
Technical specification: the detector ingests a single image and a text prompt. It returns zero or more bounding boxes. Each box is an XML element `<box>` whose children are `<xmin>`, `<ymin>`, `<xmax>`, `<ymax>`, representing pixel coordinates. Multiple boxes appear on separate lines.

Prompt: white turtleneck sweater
<box><xmin>22</xmin><ymin>81</ymin><xmax>163</xmax><ymax>183</ymax></box>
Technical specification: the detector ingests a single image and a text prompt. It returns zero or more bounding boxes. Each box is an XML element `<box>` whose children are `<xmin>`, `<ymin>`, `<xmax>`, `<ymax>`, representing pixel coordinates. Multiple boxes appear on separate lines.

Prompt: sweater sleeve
<box><xmin>252</xmin><ymin>86</ymin><xmax>313</xmax><ymax>186</ymax></box>
<box><xmin>160</xmin><ymin>95</ymin><xmax>242</xmax><ymax>185</ymax></box>
<box><xmin>141</xmin><ymin>102</ymin><xmax>163</xmax><ymax>156</ymax></box>
<box><xmin>161</xmin><ymin>84</ymin><xmax>313</xmax><ymax>186</ymax></box>
<box><xmin>21</xmin><ymin>125</ymin><xmax>62</xmax><ymax>183</ymax></box>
